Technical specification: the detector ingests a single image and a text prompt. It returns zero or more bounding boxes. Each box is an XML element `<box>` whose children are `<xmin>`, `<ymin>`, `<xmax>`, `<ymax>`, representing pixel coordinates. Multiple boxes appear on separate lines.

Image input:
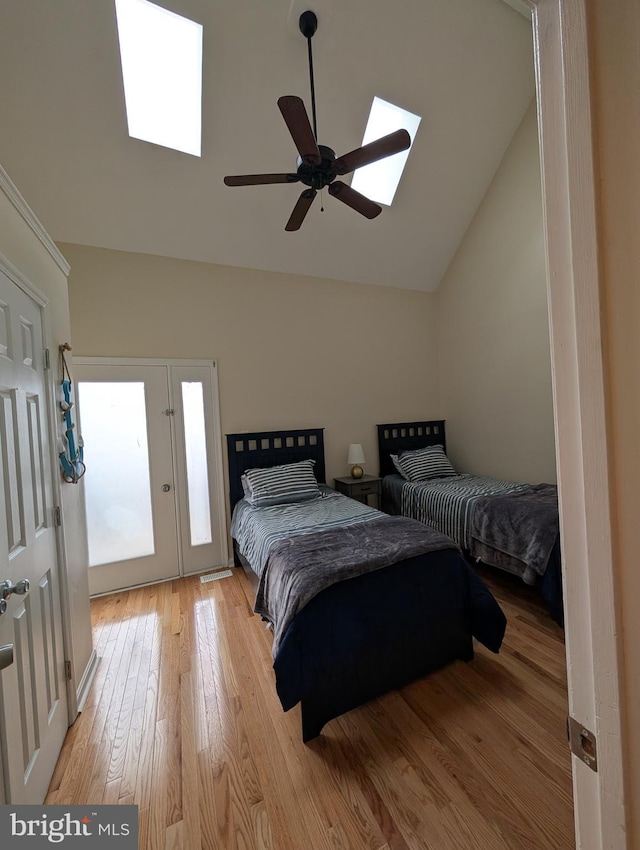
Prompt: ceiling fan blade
<box><xmin>328</xmin><ymin>181</ymin><xmax>382</xmax><ymax>219</ymax></box>
<box><xmin>278</xmin><ymin>96</ymin><xmax>322</xmax><ymax>165</ymax></box>
<box><xmin>285</xmin><ymin>189</ymin><xmax>317</xmax><ymax>231</ymax></box>
<box><xmin>224</xmin><ymin>173</ymin><xmax>300</xmax><ymax>186</ymax></box>
<box><xmin>334</xmin><ymin>129</ymin><xmax>412</xmax><ymax>175</ymax></box>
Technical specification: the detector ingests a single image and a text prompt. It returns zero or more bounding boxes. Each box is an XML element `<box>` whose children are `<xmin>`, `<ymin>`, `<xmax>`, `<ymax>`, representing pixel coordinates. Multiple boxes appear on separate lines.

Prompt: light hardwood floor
<box><xmin>46</xmin><ymin>566</ymin><xmax>574</xmax><ymax>849</ymax></box>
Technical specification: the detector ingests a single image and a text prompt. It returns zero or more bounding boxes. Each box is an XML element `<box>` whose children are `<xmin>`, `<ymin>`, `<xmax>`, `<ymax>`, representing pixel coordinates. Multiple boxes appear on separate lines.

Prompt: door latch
<box><xmin>567</xmin><ymin>715</ymin><xmax>598</xmax><ymax>772</ymax></box>
<box><xmin>0</xmin><ymin>644</ymin><xmax>14</xmax><ymax>671</ymax></box>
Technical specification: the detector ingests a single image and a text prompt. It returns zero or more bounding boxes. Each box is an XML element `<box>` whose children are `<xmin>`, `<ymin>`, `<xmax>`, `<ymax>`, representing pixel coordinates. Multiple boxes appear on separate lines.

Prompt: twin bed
<box><xmin>227</xmin><ymin>426</ymin><xmax>509</xmax><ymax>741</ymax></box>
<box><xmin>377</xmin><ymin>420</ymin><xmax>563</xmax><ymax>626</ymax></box>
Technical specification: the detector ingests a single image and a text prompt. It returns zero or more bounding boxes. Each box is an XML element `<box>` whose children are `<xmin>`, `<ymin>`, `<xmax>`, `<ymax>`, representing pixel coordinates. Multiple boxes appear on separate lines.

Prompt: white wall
<box><xmin>59</xmin><ymin>243</ymin><xmax>442</xmax><ymax>515</ymax></box>
<box><xmin>434</xmin><ymin>100</ymin><xmax>556</xmax><ymax>483</ymax></box>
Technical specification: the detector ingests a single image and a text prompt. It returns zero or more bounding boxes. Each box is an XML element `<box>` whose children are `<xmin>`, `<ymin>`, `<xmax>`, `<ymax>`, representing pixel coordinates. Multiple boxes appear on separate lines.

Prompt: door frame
<box><xmin>74</xmin><ymin>356</ymin><xmax>228</xmax><ymax>586</ymax></box>
<box><xmin>0</xmin><ymin>250</ymin><xmax>78</xmax><ymax>726</ymax></box>
<box><xmin>527</xmin><ymin>0</ymin><xmax>627</xmax><ymax>845</ymax></box>
<box><xmin>0</xmin><ymin>0</ymin><xmax>628</xmax><ymax>837</ymax></box>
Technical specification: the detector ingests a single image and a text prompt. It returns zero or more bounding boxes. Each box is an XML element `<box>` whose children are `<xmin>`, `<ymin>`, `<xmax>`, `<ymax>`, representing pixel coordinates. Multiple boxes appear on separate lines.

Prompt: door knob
<box><xmin>1</xmin><ymin>579</ymin><xmax>30</xmax><ymax>600</ymax></box>
<box><xmin>161</xmin><ymin>484</ymin><xmax>171</xmax><ymax>492</ymax></box>
<box><xmin>0</xmin><ymin>643</ymin><xmax>13</xmax><ymax>671</ymax></box>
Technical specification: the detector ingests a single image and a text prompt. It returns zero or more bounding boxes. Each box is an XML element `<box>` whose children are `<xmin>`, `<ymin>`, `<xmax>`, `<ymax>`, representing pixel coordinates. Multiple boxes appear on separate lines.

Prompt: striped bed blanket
<box><xmin>230</xmin><ymin>487</ymin><xmax>380</xmax><ymax>577</ymax></box>
<box><xmin>396</xmin><ymin>473</ymin><xmax>530</xmax><ymax>550</ymax></box>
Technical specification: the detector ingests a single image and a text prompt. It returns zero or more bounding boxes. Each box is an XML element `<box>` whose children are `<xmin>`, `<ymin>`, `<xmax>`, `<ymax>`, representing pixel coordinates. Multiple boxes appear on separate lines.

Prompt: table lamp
<box><xmin>348</xmin><ymin>444</ymin><xmax>365</xmax><ymax>479</ymax></box>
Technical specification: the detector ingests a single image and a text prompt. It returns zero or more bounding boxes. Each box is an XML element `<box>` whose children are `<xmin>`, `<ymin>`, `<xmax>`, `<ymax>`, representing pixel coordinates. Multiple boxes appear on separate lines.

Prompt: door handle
<box><xmin>1</xmin><ymin>579</ymin><xmax>30</xmax><ymax>600</ymax></box>
<box><xmin>0</xmin><ymin>644</ymin><xmax>14</xmax><ymax>671</ymax></box>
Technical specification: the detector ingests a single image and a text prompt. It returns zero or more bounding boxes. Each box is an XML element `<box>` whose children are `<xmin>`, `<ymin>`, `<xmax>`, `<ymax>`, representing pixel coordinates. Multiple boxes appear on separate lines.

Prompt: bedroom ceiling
<box><xmin>0</xmin><ymin>0</ymin><xmax>534</xmax><ymax>292</ymax></box>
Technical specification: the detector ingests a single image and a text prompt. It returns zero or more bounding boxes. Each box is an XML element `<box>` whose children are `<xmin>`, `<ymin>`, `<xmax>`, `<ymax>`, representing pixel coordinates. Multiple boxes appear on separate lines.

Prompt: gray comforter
<box><xmin>469</xmin><ymin>484</ymin><xmax>559</xmax><ymax>577</ymax></box>
<box><xmin>254</xmin><ymin>514</ymin><xmax>458</xmax><ymax>657</ymax></box>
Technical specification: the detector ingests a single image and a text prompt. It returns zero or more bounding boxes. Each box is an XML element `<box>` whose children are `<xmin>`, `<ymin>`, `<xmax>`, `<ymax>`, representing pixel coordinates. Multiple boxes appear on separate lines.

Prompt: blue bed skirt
<box><xmin>271</xmin><ymin>547</ymin><xmax>507</xmax><ymax>740</ymax></box>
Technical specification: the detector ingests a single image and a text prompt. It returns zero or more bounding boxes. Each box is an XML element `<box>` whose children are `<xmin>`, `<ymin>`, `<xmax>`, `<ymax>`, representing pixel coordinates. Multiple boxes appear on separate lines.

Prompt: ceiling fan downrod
<box><xmin>299</xmin><ymin>10</ymin><xmax>319</xmax><ymax>141</ymax></box>
<box><xmin>223</xmin><ymin>8</ymin><xmax>412</xmax><ymax>230</ymax></box>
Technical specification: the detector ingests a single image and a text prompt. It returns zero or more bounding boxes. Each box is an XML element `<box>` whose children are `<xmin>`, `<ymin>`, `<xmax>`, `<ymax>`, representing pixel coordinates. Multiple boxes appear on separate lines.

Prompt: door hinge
<box><xmin>567</xmin><ymin>715</ymin><xmax>598</xmax><ymax>772</ymax></box>
<box><xmin>64</xmin><ymin>660</ymin><xmax>72</xmax><ymax>681</ymax></box>
<box><xmin>54</xmin><ymin>506</ymin><xmax>62</xmax><ymax>527</ymax></box>
<box><xmin>43</xmin><ymin>348</ymin><xmax>51</xmax><ymax>370</ymax></box>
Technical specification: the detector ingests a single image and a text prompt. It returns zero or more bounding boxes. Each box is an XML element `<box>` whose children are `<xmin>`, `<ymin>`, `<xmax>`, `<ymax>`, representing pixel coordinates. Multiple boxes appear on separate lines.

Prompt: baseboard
<box><xmin>75</xmin><ymin>649</ymin><xmax>99</xmax><ymax>713</ymax></box>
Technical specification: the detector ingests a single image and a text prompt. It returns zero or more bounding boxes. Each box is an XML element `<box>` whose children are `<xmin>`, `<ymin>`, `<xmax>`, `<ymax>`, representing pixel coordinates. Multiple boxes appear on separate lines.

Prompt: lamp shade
<box><xmin>347</xmin><ymin>444</ymin><xmax>365</xmax><ymax>465</ymax></box>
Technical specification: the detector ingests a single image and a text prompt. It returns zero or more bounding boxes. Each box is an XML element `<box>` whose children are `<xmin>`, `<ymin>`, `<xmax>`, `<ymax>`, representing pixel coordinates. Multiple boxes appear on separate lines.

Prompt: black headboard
<box><xmin>227</xmin><ymin>427</ymin><xmax>326</xmax><ymax>512</ymax></box>
<box><xmin>377</xmin><ymin>420</ymin><xmax>446</xmax><ymax>477</ymax></box>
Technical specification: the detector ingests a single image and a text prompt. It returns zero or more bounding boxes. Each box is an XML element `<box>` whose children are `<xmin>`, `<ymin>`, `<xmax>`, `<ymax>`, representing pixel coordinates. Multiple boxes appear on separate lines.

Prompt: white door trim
<box><xmin>528</xmin><ymin>0</ymin><xmax>626</xmax><ymax>845</ymax></box>
<box><xmin>0</xmin><ymin>250</ymin><xmax>48</xmax><ymax>309</ymax></box>
<box><xmin>0</xmin><ymin>164</ymin><xmax>70</xmax><ymax>277</ymax></box>
<box><xmin>74</xmin><ymin>356</ymin><xmax>228</xmax><ymax>586</ymax></box>
<box><xmin>75</xmin><ymin>357</ymin><xmax>223</xmax><ymax>368</ymax></box>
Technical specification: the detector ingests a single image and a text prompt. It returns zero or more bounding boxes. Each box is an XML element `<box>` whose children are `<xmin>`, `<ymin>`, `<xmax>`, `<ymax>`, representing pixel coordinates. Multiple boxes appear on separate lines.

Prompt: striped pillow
<box><xmin>395</xmin><ymin>445</ymin><xmax>456</xmax><ymax>482</ymax></box>
<box><xmin>242</xmin><ymin>459</ymin><xmax>321</xmax><ymax>507</ymax></box>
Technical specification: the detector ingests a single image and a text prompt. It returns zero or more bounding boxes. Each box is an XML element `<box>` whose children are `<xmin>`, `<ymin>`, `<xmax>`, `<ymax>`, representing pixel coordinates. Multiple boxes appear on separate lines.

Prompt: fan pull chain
<box><xmin>320</xmin><ymin>187</ymin><xmax>325</xmax><ymax>212</ymax></box>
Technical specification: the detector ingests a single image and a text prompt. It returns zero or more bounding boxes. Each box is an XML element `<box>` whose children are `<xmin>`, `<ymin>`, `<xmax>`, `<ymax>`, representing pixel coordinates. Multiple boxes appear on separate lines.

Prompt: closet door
<box><xmin>76</xmin><ymin>363</ymin><xmax>179</xmax><ymax>595</ymax></box>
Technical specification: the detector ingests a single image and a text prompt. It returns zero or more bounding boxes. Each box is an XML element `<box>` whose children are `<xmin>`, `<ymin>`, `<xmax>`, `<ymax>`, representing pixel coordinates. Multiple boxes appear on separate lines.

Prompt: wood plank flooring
<box><xmin>46</xmin><ymin>566</ymin><xmax>574</xmax><ymax>849</ymax></box>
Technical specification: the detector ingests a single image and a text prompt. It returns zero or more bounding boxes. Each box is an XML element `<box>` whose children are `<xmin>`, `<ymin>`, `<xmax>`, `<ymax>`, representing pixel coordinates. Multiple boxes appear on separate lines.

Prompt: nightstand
<box><xmin>333</xmin><ymin>474</ymin><xmax>382</xmax><ymax>506</ymax></box>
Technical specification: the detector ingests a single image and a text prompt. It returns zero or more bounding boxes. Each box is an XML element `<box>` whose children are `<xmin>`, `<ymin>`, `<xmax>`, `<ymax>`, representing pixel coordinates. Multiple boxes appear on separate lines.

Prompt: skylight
<box><xmin>351</xmin><ymin>97</ymin><xmax>421</xmax><ymax>206</ymax></box>
<box><xmin>115</xmin><ymin>0</ymin><xmax>203</xmax><ymax>156</ymax></box>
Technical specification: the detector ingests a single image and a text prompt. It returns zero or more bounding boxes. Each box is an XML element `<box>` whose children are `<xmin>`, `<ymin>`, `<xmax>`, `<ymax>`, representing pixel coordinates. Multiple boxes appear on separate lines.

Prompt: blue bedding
<box><xmin>231</xmin><ymin>485</ymin><xmax>378</xmax><ymax>576</ymax></box>
<box><xmin>382</xmin><ymin>473</ymin><xmax>564</xmax><ymax>627</ymax></box>
<box><xmin>232</xmin><ymin>492</ymin><xmax>508</xmax><ymax>740</ymax></box>
<box><xmin>274</xmin><ymin>547</ymin><xmax>507</xmax><ymax>740</ymax></box>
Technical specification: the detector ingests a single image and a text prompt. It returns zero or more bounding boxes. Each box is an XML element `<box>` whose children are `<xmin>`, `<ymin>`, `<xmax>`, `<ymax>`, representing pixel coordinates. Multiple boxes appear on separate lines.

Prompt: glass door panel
<box><xmin>78</xmin><ymin>381</ymin><xmax>155</xmax><ymax>565</ymax></box>
<box><xmin>181</xmin><ymin>381</ymin><xmax>212</xmax><ymax>547</ymax></box>
<box><xmin>171</xmin><ymin>364</ymin><xmax>226</xmax><ymax>575</ymax></box>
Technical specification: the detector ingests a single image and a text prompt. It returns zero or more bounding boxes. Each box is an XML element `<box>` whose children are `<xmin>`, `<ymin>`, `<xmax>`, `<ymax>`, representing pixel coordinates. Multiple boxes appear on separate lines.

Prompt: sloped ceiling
<box><xmin>0</xmin><ymin>0</ymin><xmax>534</xmax><ymax>291</ymax></box>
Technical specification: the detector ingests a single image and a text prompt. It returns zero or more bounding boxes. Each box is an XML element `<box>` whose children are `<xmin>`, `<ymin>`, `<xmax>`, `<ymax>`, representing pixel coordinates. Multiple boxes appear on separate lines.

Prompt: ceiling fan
<box><xmin>223</xmin><ymin>10</ymin><xmax>412</xmax><ymax>231</ymax></box>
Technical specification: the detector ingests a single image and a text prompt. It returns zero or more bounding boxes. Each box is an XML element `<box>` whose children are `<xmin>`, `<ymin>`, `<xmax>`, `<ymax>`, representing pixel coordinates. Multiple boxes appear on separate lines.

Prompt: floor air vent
<box><xmin>199</xmin><ymin>569</ymin><xmax>233</xmax><ymax>584</ymax></box>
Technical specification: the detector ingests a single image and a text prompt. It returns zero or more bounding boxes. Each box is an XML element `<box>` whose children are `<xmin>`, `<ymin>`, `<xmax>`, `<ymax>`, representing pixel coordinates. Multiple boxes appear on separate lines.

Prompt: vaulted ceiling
<box><xmin>0</xmin><ymin>0</ymin><xmax>534</xmax><ymax>291</ymax></box>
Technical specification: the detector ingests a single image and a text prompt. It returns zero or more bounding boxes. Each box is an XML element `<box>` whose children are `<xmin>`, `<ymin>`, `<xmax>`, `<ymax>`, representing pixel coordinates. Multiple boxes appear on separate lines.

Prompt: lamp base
<box><xmin>350</xmin><ymin>465</ymin><xmax>364</xmax><ymax>479</ymax></box>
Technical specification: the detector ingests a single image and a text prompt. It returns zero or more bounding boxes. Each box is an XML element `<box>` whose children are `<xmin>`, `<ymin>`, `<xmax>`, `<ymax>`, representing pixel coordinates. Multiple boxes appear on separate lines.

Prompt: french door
<box><xmin>74</xmin><ymin>359</ymin><xmax>227</xmax><ymax>596</ymax></box>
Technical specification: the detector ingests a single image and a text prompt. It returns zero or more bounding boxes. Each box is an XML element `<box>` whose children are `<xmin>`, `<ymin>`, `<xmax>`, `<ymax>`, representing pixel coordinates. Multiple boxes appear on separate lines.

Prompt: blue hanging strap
<box><xmin>58</xmin><ymin>344</ymin><xmax>86</xmax><ymax>484</ymax></box>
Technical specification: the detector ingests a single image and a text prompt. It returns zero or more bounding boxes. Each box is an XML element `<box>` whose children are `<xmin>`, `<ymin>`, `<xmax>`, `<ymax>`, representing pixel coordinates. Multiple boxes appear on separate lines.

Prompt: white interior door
<box><xmin>0</xmin><ymin>270</ymin><xmax>68</xmax><ymax>803</ymax></box>
<box><xmin>75</xmin><ymin>360</ymin><xmax>227</xmax><ymax>595</ymax></box>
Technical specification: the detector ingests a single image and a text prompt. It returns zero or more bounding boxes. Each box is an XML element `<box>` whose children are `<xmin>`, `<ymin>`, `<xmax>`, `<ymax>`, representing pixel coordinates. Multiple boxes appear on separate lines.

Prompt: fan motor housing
<box><xmin>296</xmin><ymin>144</ymin><xmax>337</xmax><ymax>189</ymax></box>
